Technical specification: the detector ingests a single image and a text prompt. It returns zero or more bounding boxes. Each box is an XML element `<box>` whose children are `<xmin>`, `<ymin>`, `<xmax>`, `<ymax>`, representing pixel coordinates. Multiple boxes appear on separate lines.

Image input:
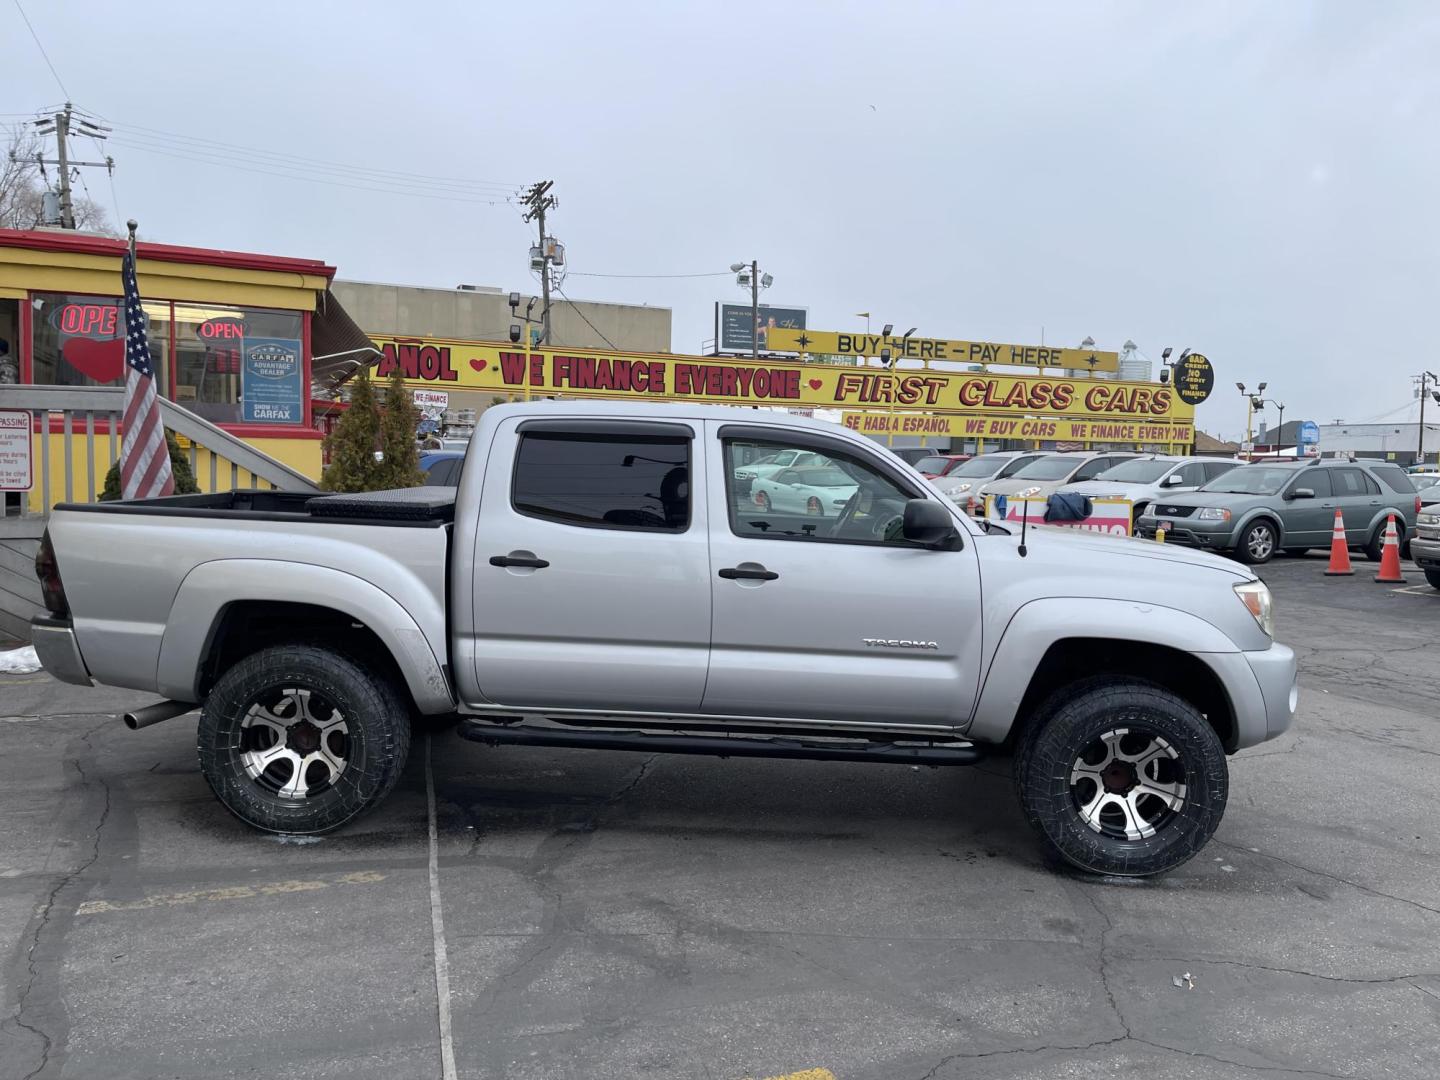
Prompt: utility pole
<box><xmin>520</xmin><ymin>181</ymin><xmax>557</xmax><ymax>345</ymax></box>
<box><xmin>1417</xmin><ymin>371</ymin><xmax>1440</xmax><ymax>465</ymax></box>
<box><xmin>31</xmin><ymin>104</ymin><xmax>113</xmax><ymax>230</ymax></box>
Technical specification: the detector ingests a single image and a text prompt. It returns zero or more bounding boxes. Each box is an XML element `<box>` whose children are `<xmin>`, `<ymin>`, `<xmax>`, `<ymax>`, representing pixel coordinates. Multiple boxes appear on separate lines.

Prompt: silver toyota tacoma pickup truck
<box><xmin>31</xmin><ymin>402</ymin><xmax>1297</xmax><ymax>876</ymax></box>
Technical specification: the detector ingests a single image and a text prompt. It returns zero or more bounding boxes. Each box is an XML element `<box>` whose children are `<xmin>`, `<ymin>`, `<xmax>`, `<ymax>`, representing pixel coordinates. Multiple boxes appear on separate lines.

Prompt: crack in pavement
<box><xmin>1213</xmin><ymin>839</ymin><xmax>1440</xmax><ymax>919</ymax></box>
<box><xmin>10</xmin><ymin>719</ymin><xmax>112</xmax><ymax>1080</ymax></box>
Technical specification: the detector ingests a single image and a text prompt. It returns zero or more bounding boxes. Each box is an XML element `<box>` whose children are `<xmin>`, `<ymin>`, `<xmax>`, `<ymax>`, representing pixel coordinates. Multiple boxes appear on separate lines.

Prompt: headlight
<box><xmin>1197</xmin><ymin>507</ymin><xmax>1232</xmax><ymax>521</ymax></box>
<box><xmin>1018</xmin><ymin>486</ymin><xmax>1042</xmax><ymax>497</ymax></box>
<box><xmin>1233</xmin><ymin>580</ymin><xmax>1275</xmax><ymax>638</ymax></box>
<box><xmin>1419</xmin><ymin>512</ymin><xmax>1439</xmax><ymax>526</ymax></box>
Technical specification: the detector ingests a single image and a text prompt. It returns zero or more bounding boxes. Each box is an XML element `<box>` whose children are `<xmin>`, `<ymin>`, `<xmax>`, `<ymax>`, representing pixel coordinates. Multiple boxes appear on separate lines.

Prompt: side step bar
<box><xmin>458</xmin><ymin>720</ymin><xmax>985</xmax><ymax>766</ymax></box>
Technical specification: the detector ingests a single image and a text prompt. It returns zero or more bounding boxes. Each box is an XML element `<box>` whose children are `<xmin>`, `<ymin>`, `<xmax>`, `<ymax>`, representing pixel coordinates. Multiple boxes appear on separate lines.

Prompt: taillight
<box><xmin>34</xmin><ymin>530</ymin><xmax>69</xmax><ymax>617</ymax></box>
<box><xmin>1418</xmin><ymin>496</ymin><xmax>1424</xmax><ymax>514</ymax></box>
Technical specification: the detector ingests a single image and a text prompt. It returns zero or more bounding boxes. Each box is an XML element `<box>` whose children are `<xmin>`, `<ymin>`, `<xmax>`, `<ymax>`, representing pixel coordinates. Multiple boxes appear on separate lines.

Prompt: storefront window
<box><xmin>174</xmin><ymin>303</ymin><xmax>304</xmax><ymax>425</ymax></box>
<box><xmin>30</xmin><ymin>292</ymin><xmax>170</xmax><ymax>388</ymax></box>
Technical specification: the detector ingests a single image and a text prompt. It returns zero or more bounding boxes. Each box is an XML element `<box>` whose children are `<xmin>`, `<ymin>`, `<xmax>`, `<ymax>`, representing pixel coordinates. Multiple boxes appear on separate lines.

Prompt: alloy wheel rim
<box><xmin>1069</xmin><ymin>726</ymin><xmax>1187</xmax><ymax>841</ymax></box>
<box><xmin>1248</xmin><ymin>526</ymin><xmax>1274</xmax><ymax>559</ymax></box>
<box><xmin>239</xmin><ymin>687</ymin><xmax>350</xmax><ymax>800</ymax></box>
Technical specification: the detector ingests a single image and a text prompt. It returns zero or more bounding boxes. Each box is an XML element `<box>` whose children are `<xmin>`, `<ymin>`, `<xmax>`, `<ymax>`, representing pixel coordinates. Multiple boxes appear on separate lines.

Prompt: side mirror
<box><xmin>1292</xmin><ymin>487</ymin><xmax>1315</xmax><ymax>500</ymax></box>
<box><xmin>902</xmin><ymin>499</ymin><xmax>960</xmax><ymax>548</ymax></box>
<box><xmin>1163</xmin><ymin>474</ymin><xmax>1184</xmax><ymax>487</ymax></box>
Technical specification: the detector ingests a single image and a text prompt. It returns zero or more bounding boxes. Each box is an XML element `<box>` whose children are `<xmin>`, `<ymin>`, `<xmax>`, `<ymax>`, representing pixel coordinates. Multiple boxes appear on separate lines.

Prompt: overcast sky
<box><xmin>6</xmin><ymin>1</ymin><xmax>1438</xmax><ymax>439</ymax></box>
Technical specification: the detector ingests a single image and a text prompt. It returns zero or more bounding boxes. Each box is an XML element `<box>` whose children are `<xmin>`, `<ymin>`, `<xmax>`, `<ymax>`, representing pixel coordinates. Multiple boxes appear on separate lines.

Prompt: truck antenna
<box><xmin>1019</xmin><ymin>501</ymin><xmax>1030</xmax><ymax>558</ymax></box>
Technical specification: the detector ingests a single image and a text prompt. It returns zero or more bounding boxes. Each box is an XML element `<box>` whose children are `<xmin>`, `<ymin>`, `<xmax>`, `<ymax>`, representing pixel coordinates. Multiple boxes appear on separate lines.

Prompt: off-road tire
<box><xmin>1014</xmin><ymin>677</ymin><xmax>1228</xmax><ymax>877</ymax></box>
<box><xmin>198</xmin><ymin>644</ymin><xmax>411</xmax><ymax>834</ymax></box>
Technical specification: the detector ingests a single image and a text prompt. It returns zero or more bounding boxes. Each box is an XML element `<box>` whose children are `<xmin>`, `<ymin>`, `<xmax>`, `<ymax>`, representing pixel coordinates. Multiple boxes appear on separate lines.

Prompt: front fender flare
<box><xmin>156</xmin><ymin>560</ymin><xmax>454</xmax><ymax>713</ymax></box>
<box><xmin>965</xmin><ymin>596</ymin><xmax>1243</xmax><ymax>744</ymax></box>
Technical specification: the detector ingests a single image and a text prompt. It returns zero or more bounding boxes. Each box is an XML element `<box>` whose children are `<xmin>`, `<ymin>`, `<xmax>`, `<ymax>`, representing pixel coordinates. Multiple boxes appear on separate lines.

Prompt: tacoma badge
<box><xmin>863</xmin><ymin>638</ymin><xmax>940</xmax><ymax>650</ymax></box>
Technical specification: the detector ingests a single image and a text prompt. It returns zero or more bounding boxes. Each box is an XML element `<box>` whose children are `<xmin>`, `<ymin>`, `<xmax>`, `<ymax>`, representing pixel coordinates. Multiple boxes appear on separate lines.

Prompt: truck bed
<box><xmin>54</xmin><ymin>486</ymin><xmax>456</xmax><ymax>525</ymax></box>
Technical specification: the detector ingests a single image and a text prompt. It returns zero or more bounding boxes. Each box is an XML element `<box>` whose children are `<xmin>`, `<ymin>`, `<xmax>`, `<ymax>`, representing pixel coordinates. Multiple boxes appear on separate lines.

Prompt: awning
<box><xmin>311</xmin><ymin>289</ymin><xmax>380</xmax><ymax>393</ymax></box>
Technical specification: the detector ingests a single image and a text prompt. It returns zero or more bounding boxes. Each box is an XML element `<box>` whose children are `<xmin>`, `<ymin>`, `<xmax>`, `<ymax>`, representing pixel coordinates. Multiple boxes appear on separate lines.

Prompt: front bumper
<box><xmin>1136</xmin><ymin>517</ymin><xmax>1235</xmax><ymax>550</ymax></box>
<box><xmin>1411</xmin><ymin>535</ymin><xmax>1440</xmax><ymax>569</ymax></box>
<box><xmin>1245</xmin><ymin>642</ymin><xmax>1298</xmax><ymax>741</ymax></box>
<box><xmin>29</xmin><ymin>615</ymin><xmax>93</xmax><ymax>686</ymax></box>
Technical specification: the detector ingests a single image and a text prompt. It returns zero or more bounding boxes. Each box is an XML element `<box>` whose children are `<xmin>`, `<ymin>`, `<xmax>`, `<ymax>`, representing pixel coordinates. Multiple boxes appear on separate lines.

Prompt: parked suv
<box><xmin>1058</xmin><ymin>455</ymin><xmax>1243</xmax><ymax>526</ymax></box>
<box><xmin>1136</xmin><ymin>459</ymin><xmax>1421</xmax><ymax>564</ymax></box>
<box><xmin>975</xmin><ymin>451</ymin><xmax>1140</xmax><ymax>514</ymax></box>
<box><xmin>1411</xmin><ymin>491</ymin><xmax>1440</xmax><ymax>589</ymax></box>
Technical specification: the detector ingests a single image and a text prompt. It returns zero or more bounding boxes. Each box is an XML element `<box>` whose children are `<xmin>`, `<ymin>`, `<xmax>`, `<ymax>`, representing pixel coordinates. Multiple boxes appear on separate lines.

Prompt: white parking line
<box><xmin>425</xmin><ymin>735</ymin><xmax>459</xmax><ymax>1080</ymax></box>
<box><xmin>1390</xmin><ymin>584</ymin><xmax>1440</xmax><ymax>597</ymax></box>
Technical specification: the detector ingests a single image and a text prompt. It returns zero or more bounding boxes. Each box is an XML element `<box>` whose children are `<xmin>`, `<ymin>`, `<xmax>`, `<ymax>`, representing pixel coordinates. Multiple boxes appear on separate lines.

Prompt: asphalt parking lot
<box><xmin>2</xmin><ymin>552</ymin><xmax>1438</xmax><ymax>1080</ymax></box>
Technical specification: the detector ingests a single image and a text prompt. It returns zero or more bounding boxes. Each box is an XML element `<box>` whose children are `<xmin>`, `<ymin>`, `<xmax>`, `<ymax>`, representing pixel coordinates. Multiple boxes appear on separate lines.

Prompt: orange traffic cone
<box><xmin>1374</xmin><ymin>513</ymin><xmax>1406</xmax><ymax>583</ymax></box>
<box><xmin>1323</xmin><ymin>509</ymin><xmax>1354</xmax><ymax>576</ymax></box>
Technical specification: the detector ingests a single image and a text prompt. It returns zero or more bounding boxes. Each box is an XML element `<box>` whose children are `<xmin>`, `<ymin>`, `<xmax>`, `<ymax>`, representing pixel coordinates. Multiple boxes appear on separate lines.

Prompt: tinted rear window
<box><xmin>1371</xmin><ymin>464</ymin><xmax>1416</xmax><ymax>493</ymax></box>
<box><xmin>512</xmin><ymin>431</ymin><xmax>690</xmax><ymax>531</ymax></box>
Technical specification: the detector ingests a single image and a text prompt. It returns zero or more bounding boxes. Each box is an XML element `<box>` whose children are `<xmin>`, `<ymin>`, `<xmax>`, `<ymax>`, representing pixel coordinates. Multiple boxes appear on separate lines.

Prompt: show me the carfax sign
<box><xmin>370</xmin><ymin>338</ymin><xmax>1194</xmax><ymax>426</ymax></box>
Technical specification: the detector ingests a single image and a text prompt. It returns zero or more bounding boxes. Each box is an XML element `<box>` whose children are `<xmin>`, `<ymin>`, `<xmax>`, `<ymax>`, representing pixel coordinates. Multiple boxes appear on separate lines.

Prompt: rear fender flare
<box><xmin>156</xmin><ymin>559</ymin><xmax>453</xmax><ymax>713</ymax></box>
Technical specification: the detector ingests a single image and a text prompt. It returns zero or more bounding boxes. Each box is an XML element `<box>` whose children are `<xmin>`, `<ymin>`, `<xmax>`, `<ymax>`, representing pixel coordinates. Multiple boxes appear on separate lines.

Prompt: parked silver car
<box><xmin>1058</xmin><ymin>455</ymin><xmax>1244</xmax><ymax>525</ymax></box>
<box><xmin>975</xmin><ymin>450</ymin><xmax>1141</xmax><ymax>513</ymax></box>
<box><xmin>931</xmin><ymin>450</ymin><xmax>1048</xmax><ymax>508</ymax></box>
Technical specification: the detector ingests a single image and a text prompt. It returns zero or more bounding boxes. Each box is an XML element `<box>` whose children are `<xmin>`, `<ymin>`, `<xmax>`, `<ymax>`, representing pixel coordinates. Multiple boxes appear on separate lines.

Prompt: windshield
<box><xmin>950</xmin><ymin>454</ymin><xmax>1013</xmax><ymax>478</ymax></box>
<box><xmin>1093</xmin><ymin>459</ymin><xmax>1174</xmax><ymax>484</ymax></box>
<box><xmin>913</xmin><ymin>456</ymin><xmax>952</xmax><ymax>473</ymax></box>
<box><xmin>1013</xmin><ymin>455</ymin><xmax>1083</xmax><ymax>481</ymax></box>
<box><xmin>1203</xmin><ymin>465</ymin><xmax>1299</xmax><ymax>495</ymax></box>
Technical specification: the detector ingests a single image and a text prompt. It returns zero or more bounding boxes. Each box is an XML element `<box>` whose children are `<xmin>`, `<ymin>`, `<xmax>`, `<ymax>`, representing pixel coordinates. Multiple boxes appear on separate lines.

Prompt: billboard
<box><xmin>769</xmin><ymin>328</ymin><xmax>1120</xmax><ymax>373</ymax></box>
<box><xmin>841</xmin><ymin>411</ymin><xmax>1194</xmax><ymax>446</ymax></box>
<box><xmin>715</xmin><ymin>302</ymin><xmax>807</xmax><ymax>354</ymax></box>
<box><xmin>368</xmin><ymin>337</ymin><xmax>1194</xmax><ymax>427</ymax></box>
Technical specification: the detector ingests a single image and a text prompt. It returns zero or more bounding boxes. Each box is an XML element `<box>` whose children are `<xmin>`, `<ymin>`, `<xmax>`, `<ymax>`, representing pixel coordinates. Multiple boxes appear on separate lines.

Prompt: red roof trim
<box><xmin>0</xmin><ymin>227</ymin><xmax>336</xmax><ymax>280</ymax></box>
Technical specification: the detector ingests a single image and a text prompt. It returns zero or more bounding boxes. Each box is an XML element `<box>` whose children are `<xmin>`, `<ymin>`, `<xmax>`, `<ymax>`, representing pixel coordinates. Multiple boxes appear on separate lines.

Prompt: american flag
<box><xmin>119</xmin><ymin>247</ymin><xmax>174</xmax><ymax>500</ymax></box>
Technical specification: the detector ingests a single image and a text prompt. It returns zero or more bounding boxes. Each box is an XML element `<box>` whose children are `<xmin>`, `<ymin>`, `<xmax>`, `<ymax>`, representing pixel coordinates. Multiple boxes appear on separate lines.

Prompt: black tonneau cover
<box><xmin>307</xmin><ymin>487</ymin><xmax>456</xmax><ymax>522</ymax></box>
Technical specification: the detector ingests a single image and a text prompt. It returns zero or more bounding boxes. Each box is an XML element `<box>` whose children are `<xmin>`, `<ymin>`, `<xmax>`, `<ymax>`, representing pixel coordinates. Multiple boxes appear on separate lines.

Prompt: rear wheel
<box><xmin>755</xmin><ymin>491</ymin><xmax>771</xmax><ymax>513</ymax></box>
<box><xmin>806</xmin><ymin>496</ymin><xmax>823</xmax><ymax>515</ymax></box>
<box><xmin>1237</xmin><ymin>520</ymin><xmax>1277</xmax><ymax>564</ymax></box>
<box><xmin>1425</xmin><ymin>569</ymin><xmax>1440</xmax><ymax>590</ymax></box>
<box><xmin>1365</xmin><ymin>521</ymin><xmax>1400</xmax><ymax>562</ymax></box>
<box><xmin>198</xmin><ymin>644</ymin><xmax>411</xmax><ymax>834</ymax></box>
<box><xmin>1015</xmin><ymin>678</ymin><xmax>1228</xmax><ymax>877</ymax></box>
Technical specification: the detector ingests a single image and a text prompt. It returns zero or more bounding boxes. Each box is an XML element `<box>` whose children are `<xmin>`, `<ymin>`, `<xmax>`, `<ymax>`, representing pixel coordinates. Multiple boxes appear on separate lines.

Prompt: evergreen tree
<box><xmin>377</xmin><ymin>368</ymin><xmax>424</xmax><ymax>489</ymax></box>
<box><xmin>320</xmin><ymin>368</ymin><xmax>384</xmax><ymax>492</ymax></box>
<box><xmin>100</xmin><ymin>431</ymin><xmax>200</xmax><ymax>500</ymax></box>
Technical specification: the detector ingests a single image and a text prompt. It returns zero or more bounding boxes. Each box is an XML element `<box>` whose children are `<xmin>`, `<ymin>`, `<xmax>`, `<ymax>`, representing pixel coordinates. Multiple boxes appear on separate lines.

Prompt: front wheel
<box><xmin>1015</xmin><ymin>678</ymin><xmax>1228</xmax><ymax>877</ymax></box>
<box><xmin>198</xmin><ymin>644</ymin><xmax>411</xmax><ymax>834</ymax></box>
<box><xmin>1237</xmin><ymin>520</ymin><xmax>1277</xmax><ymax>564</ymax></box>
<box><xmin>1425</xmin><ymin>568</ymin><xmax>1440</xmax><ymax>590</ymax></box>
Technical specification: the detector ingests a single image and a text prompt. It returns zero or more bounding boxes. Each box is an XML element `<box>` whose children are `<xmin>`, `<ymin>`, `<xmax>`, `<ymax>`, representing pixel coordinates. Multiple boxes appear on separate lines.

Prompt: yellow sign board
<box><xmin>768</xmin><ymin>328</ymin><xmax>1119</xmax><ymax>373</ymax></box>
<box><xmin>369</xmin><ymin>337</ymin><xmax>1187</xmax><ymax>422</ymax></box>
<box><xmin>842</xmin><ymin>412</ymin><xmax>1194</xmax><ymax>445</ymax></box>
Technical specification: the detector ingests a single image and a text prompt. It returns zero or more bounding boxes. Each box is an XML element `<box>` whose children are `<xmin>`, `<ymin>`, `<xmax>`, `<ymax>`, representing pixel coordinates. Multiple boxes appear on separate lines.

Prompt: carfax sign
<box><xmin>242</xmin><ymin>337</ymin><xmax>304</xmax><ymax>424</ymax></box>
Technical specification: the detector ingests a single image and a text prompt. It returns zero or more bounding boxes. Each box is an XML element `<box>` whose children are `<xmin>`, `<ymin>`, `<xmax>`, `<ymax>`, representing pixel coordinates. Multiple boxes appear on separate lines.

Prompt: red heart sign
<box><xmin>61</xmin><ymin>337</ymin><xmax>126</xmax><ymax>383</ymax></box>
<box><xmin>808</xmin><ymin>378</ymin><xmax>823</xmax><ymax>390</ymax></box>
<box><xmin>470</xmin><ymin>358</ymin><xmax>487</xmax><ymax>372</ymax></box>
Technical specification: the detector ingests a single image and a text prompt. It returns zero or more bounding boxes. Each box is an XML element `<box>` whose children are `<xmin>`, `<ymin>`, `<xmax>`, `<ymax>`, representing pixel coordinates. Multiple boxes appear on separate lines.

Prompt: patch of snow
<box><xmin>0</xmin><ymin>646</ymin><xmax>41</xmax><ymax>674</ymax></box>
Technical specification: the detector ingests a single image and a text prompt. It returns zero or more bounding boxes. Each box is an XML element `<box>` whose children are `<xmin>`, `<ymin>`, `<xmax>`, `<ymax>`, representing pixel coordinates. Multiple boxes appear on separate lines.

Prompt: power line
<box><xmin>104</xmin><ymin>137</ymin><xmax>520</xmax><ymax>205</ymax></box>
<box><xmin>553</xmin><ymin>282</ymin><xmax>618</xmax><ymax>351</ymax></box>
<box><xmin>568</xmin><ymin>269</ymin><xmax>730</xmax><ymax>279</ymax></box>
<box><xmin>11</xmin><ymin>0</ymin><xmax>69</xmax><ymax>99</ymax></box>
<box><xmin>103</xmin><ymin>121</ymin><xmax>520</xmax><ymax>194</ymax></box>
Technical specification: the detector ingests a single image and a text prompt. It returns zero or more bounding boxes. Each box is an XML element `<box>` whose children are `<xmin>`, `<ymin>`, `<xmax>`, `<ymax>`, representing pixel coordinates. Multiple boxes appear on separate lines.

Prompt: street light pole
<box><xmin>1275</xmin><ymin>403</ymin><xmax>1285</xmax><ymax>450</ymax></box>
<box><xmin>1417</xmin><ymin>371</ymin><xmax>1439</xmax><ymax>466</ymax></box>
<box><xmin>750</xmin><ymin>259</ymin><xmax>759</xmax><ymax>360</ymax></box>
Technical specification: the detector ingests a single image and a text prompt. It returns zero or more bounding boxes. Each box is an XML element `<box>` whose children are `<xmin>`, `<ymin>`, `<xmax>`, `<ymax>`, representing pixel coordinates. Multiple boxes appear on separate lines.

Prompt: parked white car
<box><xmin>732</xmin><ymin>449</ymin><xmax>831</xmax><ymax>486</ymax></box>
<box><xmin>1058</xmin><ymin>456</ymin><xmax>1245</xmax><ymax>524</ymax></box>
<box><xmin>931</xmin><ymin>450</ymin><xmax>1049</xmax><ymax>506</ymax></box>
<box><xmin>750</xmin><ymin>465</ymin><xmax>858</xmax><ymax>517</ymax></box>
